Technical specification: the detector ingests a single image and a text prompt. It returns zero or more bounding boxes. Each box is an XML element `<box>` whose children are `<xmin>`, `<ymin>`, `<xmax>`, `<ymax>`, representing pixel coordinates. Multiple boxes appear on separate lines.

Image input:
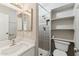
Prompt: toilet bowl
<box><xmin>53</xmin><ymin>40</ymin><xmax>70</xmax><ymax>56</ymax></box>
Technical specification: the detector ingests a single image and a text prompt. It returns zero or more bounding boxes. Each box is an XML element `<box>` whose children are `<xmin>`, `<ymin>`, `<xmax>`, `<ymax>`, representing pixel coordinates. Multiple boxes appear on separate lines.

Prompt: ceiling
<box><xmin>40</xmin><ymin>3</ymin><xmax>68</xmax><ymax>12</ymax></box>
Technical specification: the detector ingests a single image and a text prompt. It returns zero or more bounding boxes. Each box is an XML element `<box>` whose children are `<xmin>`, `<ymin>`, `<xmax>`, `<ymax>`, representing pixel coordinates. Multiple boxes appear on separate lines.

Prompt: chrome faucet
<box><xmin>10</xmin><ymin>39</ymin><xmax>16</xmax><ymax>46</ymax></box>
<box><xmin>6</xmin><ymin>33</ymin><xmax>16</xmax><ymax>46</ymax></box>
<box><xmin>9</xmin><ymin>33</ymin><xmax>16</xmax><ymax>46</ymax></box>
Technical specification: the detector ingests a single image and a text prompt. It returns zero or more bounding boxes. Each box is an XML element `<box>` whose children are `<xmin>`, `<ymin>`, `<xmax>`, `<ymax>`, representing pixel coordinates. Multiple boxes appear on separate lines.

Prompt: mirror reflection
<box><xmin>17</xmin><ymin>8</ymin><xmax>33</xmax><ymax>31</ymax></box>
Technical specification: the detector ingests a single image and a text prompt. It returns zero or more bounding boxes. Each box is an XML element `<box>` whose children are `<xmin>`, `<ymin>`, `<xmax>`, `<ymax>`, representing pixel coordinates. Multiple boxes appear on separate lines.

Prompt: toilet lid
<box><xmin>53</xmin><ymin>49</ymin><xmax>67</xmax><ymax>56</ymax></box>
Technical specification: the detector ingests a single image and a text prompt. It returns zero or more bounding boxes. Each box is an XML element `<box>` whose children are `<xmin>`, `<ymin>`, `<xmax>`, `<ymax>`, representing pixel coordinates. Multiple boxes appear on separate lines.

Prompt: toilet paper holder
<box><xmin>74</xmin><ymin>48</ymin><xmax>79</xmax><ymax>52</ymax></box>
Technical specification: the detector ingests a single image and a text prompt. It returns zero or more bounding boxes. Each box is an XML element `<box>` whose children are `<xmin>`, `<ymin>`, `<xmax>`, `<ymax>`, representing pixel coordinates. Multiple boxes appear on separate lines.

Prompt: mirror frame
<box><xmin>26</xmin><ymin>8</ymin><xmax>33</xmax><ymax>31</ymax></box>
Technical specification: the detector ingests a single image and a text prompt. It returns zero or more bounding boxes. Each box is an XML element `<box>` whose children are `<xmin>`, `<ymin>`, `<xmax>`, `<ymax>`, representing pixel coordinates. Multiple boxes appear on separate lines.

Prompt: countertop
<box><xmin>0</xmin><ymin>38</ymin><xmax>35</xmax><ymax>56</ymax></box>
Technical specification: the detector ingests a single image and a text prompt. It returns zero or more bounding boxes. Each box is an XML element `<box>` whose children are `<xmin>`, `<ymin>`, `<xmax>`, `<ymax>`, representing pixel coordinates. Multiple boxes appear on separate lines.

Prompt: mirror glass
<box><xmin>17</xmin><ymin>13</ymin><xmax>23</xmax><ymax>31</ymax></box>
<box><xmin>23</xmin><ymin>13</ymin><xmax>32</xmax><ymax>31</ymax></box>
<box><xmin>17</xmin><ymin>8</ymin><xmax>33</xmax><ymax>31</ymax></box>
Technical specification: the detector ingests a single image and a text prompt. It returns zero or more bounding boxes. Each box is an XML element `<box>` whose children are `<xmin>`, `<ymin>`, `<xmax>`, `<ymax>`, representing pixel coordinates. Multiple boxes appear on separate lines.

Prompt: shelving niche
<box><xmin>51</xmin><ymin>3</ymin><xmax>75</xmax><ymax>42</ymax></box>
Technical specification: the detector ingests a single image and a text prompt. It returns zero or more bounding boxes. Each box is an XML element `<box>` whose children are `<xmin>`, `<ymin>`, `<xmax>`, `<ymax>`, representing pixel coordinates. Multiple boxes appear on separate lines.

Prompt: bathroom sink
<box><xmin>1</xmin><ymin>43</ymin><xmax>28</xmax><ymax>56</ymax></box>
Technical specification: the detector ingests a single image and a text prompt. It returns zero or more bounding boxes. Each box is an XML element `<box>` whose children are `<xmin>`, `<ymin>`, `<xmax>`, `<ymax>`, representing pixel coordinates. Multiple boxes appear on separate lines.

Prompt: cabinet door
<box><xmin>20</xmin><ymin>47</ymin><xmax>35</xmax><ymax>56</ymax></box>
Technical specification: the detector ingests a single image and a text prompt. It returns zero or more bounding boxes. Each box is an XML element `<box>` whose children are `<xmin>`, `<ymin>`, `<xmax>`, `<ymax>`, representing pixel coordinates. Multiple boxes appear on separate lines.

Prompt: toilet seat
<box><xmin>53</xmin><ymin>49</ymin><xmax>67</xmax><ymax>56</ymax></box>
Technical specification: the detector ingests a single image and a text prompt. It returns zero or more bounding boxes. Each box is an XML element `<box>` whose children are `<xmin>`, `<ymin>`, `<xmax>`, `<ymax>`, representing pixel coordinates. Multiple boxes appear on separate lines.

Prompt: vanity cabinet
<box><xmin>20</xmin><ymin>47</ymin><xmax>35</xmax><ymax>56</ymax></box>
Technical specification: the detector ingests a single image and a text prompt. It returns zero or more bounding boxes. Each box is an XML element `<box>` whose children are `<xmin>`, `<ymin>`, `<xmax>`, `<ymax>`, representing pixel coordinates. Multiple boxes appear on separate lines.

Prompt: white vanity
<box><xmin>0</xmin><ymin>4</ymin><xmax>35</xmax><ymax>56</ymax></box>
<box><xmin>0</xmin><ymin>39</ymin><xmax>35</xmax><ymax>56</ymax></box>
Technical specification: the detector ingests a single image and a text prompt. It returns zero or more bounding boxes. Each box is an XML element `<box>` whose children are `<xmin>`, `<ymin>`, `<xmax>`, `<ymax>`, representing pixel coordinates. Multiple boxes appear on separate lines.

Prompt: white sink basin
<box><xmin>1</xmin><ymin>43</ymin><xmax>28</xmax><ymax>56</ymax></box>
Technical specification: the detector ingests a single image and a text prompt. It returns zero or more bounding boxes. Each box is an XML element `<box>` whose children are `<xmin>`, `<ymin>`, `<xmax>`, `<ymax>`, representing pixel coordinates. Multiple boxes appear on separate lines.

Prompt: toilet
<box><xmin>53</xmin><ymin>40</ymin><xmax>70</xmax><ymax>56</ymax></box>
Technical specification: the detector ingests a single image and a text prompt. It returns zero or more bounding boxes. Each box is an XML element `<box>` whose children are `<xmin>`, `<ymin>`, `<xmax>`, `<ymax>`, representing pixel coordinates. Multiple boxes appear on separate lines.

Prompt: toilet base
<box><xmin>53</xmin><ymin>49</ymin><xmax>67</xmax><ymax>56</ymax></box>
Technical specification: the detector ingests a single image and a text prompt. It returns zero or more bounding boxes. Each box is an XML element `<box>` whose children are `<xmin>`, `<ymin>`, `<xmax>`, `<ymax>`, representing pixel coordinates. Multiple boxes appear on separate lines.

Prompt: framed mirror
<box><xmin>23</xmin><ymin>9</ymin><xmax>33</xmax><ymax>31</ymax></box>
<box><xmin>17</xmin><ymin>8</ymin><xmax>33</xmax><ymax>31</ymax></box>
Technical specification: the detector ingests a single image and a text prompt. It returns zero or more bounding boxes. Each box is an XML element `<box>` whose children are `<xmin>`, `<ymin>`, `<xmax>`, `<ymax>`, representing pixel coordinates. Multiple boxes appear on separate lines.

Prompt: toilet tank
<box><xmin>54</xmin><ymin>40</ymin><xmax>70</xmax><ymax>52</ymax></box>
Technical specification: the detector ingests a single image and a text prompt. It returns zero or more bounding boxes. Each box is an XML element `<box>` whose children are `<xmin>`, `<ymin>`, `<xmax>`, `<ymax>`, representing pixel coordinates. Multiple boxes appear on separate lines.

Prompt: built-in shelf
<box><xmin>51</xmin><ymin>20</ymin><xmax>74</xmax><ymax>30</ymax></box>
<box><xmin>52</xmin><ymin>15</ymin><xmax>74</xmax><ymax>21</ymax></box>
<box><xmin>51</xmin><ymin>3</ymin><xmax>75</xmax><ymax>44</ymax></box>
<box><xmin>51</xmin><ymin>29</ymin><xmax>74</xmax><ymax>31</ymax></box>
<box><xmin>52</xmin><ymin>3</ymin><xmax>74</xmax><ymax>12</ymax></box>
<box><xmin>51</xmin><ymin>38</ymin><xmax>74</xmax><ymax>42</ymax></box>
